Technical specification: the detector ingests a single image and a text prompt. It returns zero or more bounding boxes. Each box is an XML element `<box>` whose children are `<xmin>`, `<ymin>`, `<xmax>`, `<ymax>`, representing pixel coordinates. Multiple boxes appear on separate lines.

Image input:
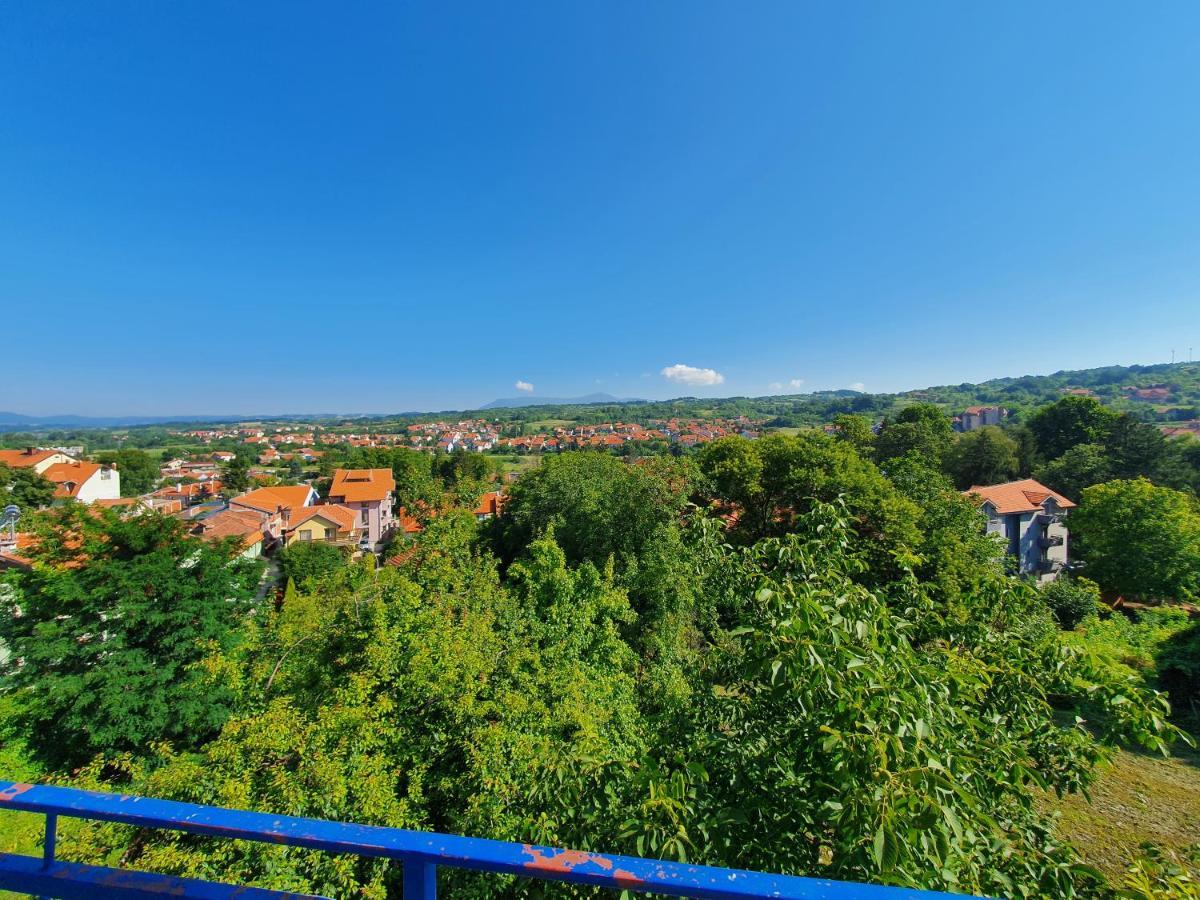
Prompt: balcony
<box><xmin>1038</xmin><ymin>534</ymin><xmax>1064</xmax><ymax>549</ymax></box>
<box><xmin>0</xmin><ymin>781</ymin><xmax>971</xmax><ymax>899</ymax></box>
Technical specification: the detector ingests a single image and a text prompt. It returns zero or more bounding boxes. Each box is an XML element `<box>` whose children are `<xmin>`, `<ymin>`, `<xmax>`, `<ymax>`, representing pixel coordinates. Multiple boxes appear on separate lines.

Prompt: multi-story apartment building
<box><xmin>966</xmin><ymin>478</ymin><xmax>1074</xmax><ymax>581</ymax></box>
<box><xmin>327</xmin><ymin>468</ymin><xmax>396</xmax><ymax>551</ymax></box>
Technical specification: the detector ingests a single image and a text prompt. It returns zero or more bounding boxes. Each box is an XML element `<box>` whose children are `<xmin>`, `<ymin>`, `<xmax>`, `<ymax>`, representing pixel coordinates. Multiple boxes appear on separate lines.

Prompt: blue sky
<box><xmin>3</xmin><ymin>2</ymin><xmax>1200</xmax><ymax>416</ymax></box>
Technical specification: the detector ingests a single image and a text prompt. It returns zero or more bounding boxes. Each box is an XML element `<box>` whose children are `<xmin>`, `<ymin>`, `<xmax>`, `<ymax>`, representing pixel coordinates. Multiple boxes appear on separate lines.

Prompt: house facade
<box><xmin>327</xmin><ymin>468</ymin><xmax>396</xmax><ymax>551</ymax></box>
<box><xmin>230</xmin><ymin>484</ymin><xmax>318</xmax><ymax>545</ymax></box>
<box><xmin>965</xmin><ymin>478</ymin><xmax>1074</xmax><ymax>581</ymax></box>
<box><xmin>0</xmin><ymin>449</ymin><xmax>121</xmax><ymax>504</ymax></box>
<box><xmin>955</xmin><ymin>406</ymin><xmax>1008</xmax><ymax>432</ymax></box>
<box><xmin>284</xmin><ymin>505</ymin><xmax>363</xmax><ymax>547</ymax></box>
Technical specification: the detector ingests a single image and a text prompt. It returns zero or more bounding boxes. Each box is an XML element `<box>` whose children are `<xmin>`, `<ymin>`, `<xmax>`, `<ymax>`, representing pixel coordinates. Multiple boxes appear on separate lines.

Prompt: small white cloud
<box><xmin>768</xmin><ymin>382</ymin><xmax>784</xmax><ymax>391</ymax></box>
<box><xmin>849</xmin><ymin>382</ymin><xmax>866</xmax><ymax>392</ymax></box>
<box><xmin>789</xmin><ymin>378</ymin><xmax>805</xmax><ymax>389</ymax></box>
<box><xmin>661</xmin><ymin>363</ymin><xmax>725</xmax><ymax>387</ymax></box>
<box><xmin>514</xmin><ymin>380</ymin><xmax>534</xmax><ymax>392</ymax></box>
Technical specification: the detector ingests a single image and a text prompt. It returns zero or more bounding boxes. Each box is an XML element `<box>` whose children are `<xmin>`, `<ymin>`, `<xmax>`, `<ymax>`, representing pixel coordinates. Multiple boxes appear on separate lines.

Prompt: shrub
<box><xmin>1041</xmin><ymin>575</ymin><xmax>1101</xmax><ymax>630</ymax></box>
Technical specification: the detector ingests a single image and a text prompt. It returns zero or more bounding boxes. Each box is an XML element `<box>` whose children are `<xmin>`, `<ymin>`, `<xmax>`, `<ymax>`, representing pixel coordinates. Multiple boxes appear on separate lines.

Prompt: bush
<box><xmin>1041</xmin><ymin>575</ymin><xmax>1101</xmax><ymax>630</ymax></box>
<box><xmin>277</xmin><ymin>541</ymin><xmax>350</xmax><ymax>585</ymax></box>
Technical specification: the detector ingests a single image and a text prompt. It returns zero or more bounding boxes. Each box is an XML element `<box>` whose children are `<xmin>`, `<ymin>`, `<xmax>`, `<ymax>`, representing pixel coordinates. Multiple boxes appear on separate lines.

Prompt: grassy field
<box><xmin>1049</xmin><ymin>745</ymin><xmax>1200</xmax><ymax>881</ymax></box>
<box><xmin>525</xmin><ymin>419</ymin><xmax>575</xmax><ymax>431</ymax></box>
<box><xmin>491</xmin><ymin>453</ymin><xmax>543</xmax><ymax>475</ymax></box>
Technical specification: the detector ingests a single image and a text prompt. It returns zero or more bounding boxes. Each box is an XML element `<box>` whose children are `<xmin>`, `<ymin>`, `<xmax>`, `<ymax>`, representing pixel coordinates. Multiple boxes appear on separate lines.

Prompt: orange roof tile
<box><xmin>288</xmin><ymin>504</ymin><xmax>358</xmax><ymax>533</ymax></box>
<box><xmin>192</xmin><ymin>508</ymin><xmax>266</xmax><ymax>547</ymax></box>
<box><xmin>965</xmin><ymin>478</ymin><xmax>1076</xmax><ymax>514</ymax></box>
<box><xmin>472</xmin><ymin>490</ymin><xmax>506</xmax><ymax>517</ymax></box>
<box><xmin>329</xmin><ymin>468</ymin><xmax>395</xmax><ymax>503</ymax></box>
<box><xmin>231</xmin><ymin>484</ymin><xmax>316</xmax><ymax>515</ymax></box>
<box><xmin>41</xmin><ymin>461</ymin><xmax>106</xmax><ymax>498</ymax></box>
<box><xmin>0</xmin><ymin>449</ymin><xmax>62</xmax><ymax>469</ymax></box>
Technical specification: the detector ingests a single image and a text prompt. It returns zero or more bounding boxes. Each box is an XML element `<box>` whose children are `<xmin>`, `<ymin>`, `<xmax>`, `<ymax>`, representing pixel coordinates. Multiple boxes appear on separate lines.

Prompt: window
<box><xmin>299</xmin><ymin>530</ymin><xmax>312</xmax><ymax>542</ymax></box>
<box><xmin>361</xmin><ymin>506</ymin><xmax>370</xmax><ymax>525</ymax></box>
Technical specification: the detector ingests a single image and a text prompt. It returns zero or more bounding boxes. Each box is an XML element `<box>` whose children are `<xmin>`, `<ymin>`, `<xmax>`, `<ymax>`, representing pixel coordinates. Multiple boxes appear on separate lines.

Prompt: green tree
<box><xmin>221</xmin><ymin>452</ymin><xmax>251</xmax><ymax>494</ymax></box>
<box><xmin>1028</xmin><ymin>396</ymin><xmax>1118</xmax><ymax>461</ymax></box>
<box><xmin>0</xmin><ymin>506</ymin><xmax>263</xmax><ymax>769</ymax></box>
<box><xmin>945</xmin><ymin>425</ymin><xmax>1019</xmax><ymax>489</ymax></box>
<box><xmin>874</xmin><ymin>404</ymin><xmax>953</xmax><ymax>467</ymax></box>
<box><xmin>0</xmin><ymin>463</ymin><xmax>56</xmax><ymax>510</ymax></box>
<box><xmin>286</xmin><ymin>456</ymin><xmax>304</xmax><ymax>481</ymax></box>
<box><xmin>830</xmin><ymin>414</ymin><xmax>875</xmax><ymax>455</ymax></box>
<box><xmin>698</xmin><ymin>433</ymin><xmax>921</xmax><ymax>575</ymax></box>
<box><xmin>498</xmin><ymin>451</ymin><xmax>690</xmax><ymax>576</ymax></box>
<box><xmin>1070</xmin><ymin>478</ymin><xmax>1200</xmax><ymax>602</ymax></box>
<box><xmin>1035</xmin><ymin>443</ymin><xmax>1112</xmax><ymax>502</ymax></box>
<box><xmin>1040</xmin><ymin>575</ymin><xmax>1100</xmax><ymax>630</ymax></box>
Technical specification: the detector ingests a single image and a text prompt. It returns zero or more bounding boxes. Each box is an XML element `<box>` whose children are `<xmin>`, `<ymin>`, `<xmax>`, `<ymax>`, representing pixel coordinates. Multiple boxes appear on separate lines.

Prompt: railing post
<box><xmin>403</xmin><ymin>858</ymin><xmax>436</xmax><ymax>899</ymax></box>
<box><xmin>42</xmin><ymin>813</ymin><xmax>56</xmax><ymax>868</ymax></box>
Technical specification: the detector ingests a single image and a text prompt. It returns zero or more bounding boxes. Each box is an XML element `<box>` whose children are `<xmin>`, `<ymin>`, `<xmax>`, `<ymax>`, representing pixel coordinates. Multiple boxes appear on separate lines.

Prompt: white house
<box><xmin>0</xmin><ymin>449</ymin><xmax>120</xmax><ymax>504</ymax></box>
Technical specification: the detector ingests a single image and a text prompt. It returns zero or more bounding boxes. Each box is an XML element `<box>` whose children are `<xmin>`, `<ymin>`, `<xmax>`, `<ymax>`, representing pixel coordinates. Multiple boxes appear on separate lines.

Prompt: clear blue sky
<box><xmin>3</xmin><ymin>2</ymin><xmax>1200</xmax><ymax>416</ymax></box>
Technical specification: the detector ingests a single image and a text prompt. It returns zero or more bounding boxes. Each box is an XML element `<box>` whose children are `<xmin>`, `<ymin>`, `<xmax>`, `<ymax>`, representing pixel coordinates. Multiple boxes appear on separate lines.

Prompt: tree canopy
<box><xmin>0</xmin><ymin>506</ymin><xmax>263</xmax><ymax>769</ymax></box>
<box><xmin>1070</xmin><ymin>478</ymin><xmax>1200</xmax><ymax>603</ymax></box>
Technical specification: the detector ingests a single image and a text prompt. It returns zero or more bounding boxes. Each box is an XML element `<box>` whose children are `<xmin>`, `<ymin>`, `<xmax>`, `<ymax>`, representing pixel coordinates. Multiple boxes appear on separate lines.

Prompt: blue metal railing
<box><xmin>0</xmin><ymin>781</ymin><xmax>970</xmax><ymax>899</ymax></box>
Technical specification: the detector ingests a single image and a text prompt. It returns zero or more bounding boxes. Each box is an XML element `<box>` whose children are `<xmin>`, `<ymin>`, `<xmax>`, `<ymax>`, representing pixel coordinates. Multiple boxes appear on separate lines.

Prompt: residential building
<box><xmin>965</xmin><ymin>478</ymin><xmax>1074</xmax><ymax>581</ymax></box>
<box><xmin>472</xmin><ymin>490</ymin><xmax>507</xmax><ymax>521</ymax></box>
<box><xmin>191</xmin><ymin>508</ymin><xmax>267</xmax><ymax>559</ymax></box>
<box><xmin>0</xmin><ymin>448</ymin><xmax>77</xmax><ymax>475</ymax></box>
<box><xmin>284</xmin><ymin>505</ymin><xmax>362</xmax><ymax>547</ymax></box>
<box><xmin>230</xmin><ymin>484</ymin><xmax>318</xmax><ymax>544</ymax></box>
<box><xmin>327</xmin><ymin>468</ymin><xmax>396</xmax><ymax>551</ymax></box>
<box><xmin>43</xmin><ymin>460</ymin><xmax>121</xmax><ymax>503</ymax></box>
<box><xmin>0</xmin><ymin>448</ymin><xmax>121</xmax><ymax>503</ymax></box>
<box><xmin>955</xmin><ymin>406</ymin><xmax>1008</xmax><ymax>432</ymax></box>
<box><xmin>153</xmin><ymin>480</ymin><xmax>223</xmax><ymax>509</ymax></box>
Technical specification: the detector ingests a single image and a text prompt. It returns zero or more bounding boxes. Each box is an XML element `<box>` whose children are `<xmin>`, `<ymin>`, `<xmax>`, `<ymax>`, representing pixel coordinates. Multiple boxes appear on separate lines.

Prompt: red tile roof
<box><xmin>288</xmin><ymin>504</ymin><xmax>358</xmax><ymax>534</ymax></box>
<box><xmin>192</xmin><ymin>508</ymin><xmax>266</xmax><ymax>548</ymax></box>
<box><xmin>329</xmin><ymin>468</ymin><xmax>395</xmax><ymax>503</ymax></box>
<box><xmin>965</xmin><ymin>478</ymin><xmax>1076</xmax><ymax>514</ymax></box>
<box><xmin>231</xmin><ymin>485</ymin><xmax>316</xmax><ymax>515</ymax></box>
<box><xmin>0</xmin><ymin>448</ymin><xmax>61</xmax><ymax>469</ymax></box>
<box><xmin>41</xmin><ymin>461</ymin><xmax>107</xmax><ymax>498</ymax></box>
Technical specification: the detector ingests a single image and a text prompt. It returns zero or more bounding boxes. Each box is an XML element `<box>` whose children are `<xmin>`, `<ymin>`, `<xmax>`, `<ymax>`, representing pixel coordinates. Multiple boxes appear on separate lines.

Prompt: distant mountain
<box><xmin>0</xmin><ymin>411</ymin><xmax>342</xmax><ymax>430</ymax></box>
<box><xmin>0</xmin><ymin>411</ymin><xmax>204</xmax><ymax>428</ymax></box>
<box><xmin>480</xmin><ymin>393</ymin><xmax>646</xmax><ymax>410</ymax></box>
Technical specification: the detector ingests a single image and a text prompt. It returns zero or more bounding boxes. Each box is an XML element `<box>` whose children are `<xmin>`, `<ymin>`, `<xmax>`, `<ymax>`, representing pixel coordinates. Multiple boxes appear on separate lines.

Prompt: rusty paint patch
<box><xmin>0</xmin><ymin>783</ymin><xmax>33</xmax><ymax>802</ymax></box>
<box><xmin>613</xmin><ymin>868</ymin><xmax>645</xmax><ymax>886</ymax></box>
<box><xmin>521</xmin><ymin>844</ymin><xmax>614</xmax><ymax>873</ymax></box>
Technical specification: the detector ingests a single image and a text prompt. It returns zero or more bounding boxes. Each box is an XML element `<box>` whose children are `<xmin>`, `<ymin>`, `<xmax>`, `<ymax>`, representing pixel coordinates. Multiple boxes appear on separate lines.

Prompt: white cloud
<box><xmin>661</xmin><ymin>363</ymin><xmax>725</xmax><ymax>387</ymax></box>
<box><xmin>789</xmin><ymin>378</ymin><xmax>805</xmax><ymax>389</ymax></box>
<box><xmin>514</xmin><ymin>380</ymin><xmax>534</xmax><ymax>392</ymax></box>
<box><xmin>768</xmin><ymin>382</ymin><xmax>784</xmax><ymax>391</ymax></box>
<box><xmin>849</xmin><ymin>382</ymin><xmax>866</xmax><ymax>392</ymax></box>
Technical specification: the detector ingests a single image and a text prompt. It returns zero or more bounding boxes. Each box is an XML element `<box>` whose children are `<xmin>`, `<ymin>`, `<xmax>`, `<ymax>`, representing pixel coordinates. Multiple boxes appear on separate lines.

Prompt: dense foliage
<box><xmin>1070</xmin><ymin>479</ymin><xmax>1200</xmax><ymax>602</ymax></box>
<box><xmin>1</xmin><ymin>430</ymin><xmax>1192</xmax><ymax>898</ymax></box>
<box><xmin>0</xmin><ymin>462</ymin><xmax>56</xmax><ymax>512</ymax></box>
<box><xmin>0</xmin><ymin>506</ymin><xmax>263</xmax><ymax>770</ymax></box>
